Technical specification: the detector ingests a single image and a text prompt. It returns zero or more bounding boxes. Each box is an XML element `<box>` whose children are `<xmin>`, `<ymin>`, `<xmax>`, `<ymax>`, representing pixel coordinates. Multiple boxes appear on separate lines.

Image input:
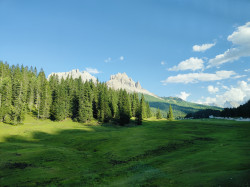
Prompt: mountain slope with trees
<box><xmin>141</xmin><ymin>94</ymin><xmax>222</xmax><ymax>118</ymax></box>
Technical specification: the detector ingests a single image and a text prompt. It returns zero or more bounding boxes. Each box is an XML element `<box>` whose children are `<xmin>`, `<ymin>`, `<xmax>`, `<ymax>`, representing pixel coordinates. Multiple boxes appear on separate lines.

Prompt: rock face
<box><xmin>106</xmin><ymin>72</ymin><xmax>159</xmax><ymax>98</ymax></box>
<box><xmin>48</xmin><ymin>69</ymin><xmax>97</xmax><ymax>83</ymax></box>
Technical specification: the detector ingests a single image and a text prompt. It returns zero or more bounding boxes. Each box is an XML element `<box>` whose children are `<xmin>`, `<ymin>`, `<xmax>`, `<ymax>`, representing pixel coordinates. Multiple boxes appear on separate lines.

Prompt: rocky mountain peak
<box><xmin>107</xmin><ymin>72</ymin><xmax>160</xmax><ymax>98</ymax></box>
<box><xmin>135</xmin><ymin>81</ymin><xmax>142</xmax><ymax>89</ymax></box>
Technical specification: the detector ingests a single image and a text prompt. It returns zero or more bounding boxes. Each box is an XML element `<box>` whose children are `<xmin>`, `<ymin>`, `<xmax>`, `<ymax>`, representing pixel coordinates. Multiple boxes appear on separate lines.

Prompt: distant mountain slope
<box><xmin>141</xmin><ymin>94</ymin><xmax>222</xmax><ymax>118</ymax></box>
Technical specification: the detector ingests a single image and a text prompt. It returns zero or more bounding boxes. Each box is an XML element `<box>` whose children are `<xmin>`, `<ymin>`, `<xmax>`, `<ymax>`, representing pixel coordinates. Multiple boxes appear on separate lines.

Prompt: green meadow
<box><xmin>0</xmin><ymin>116</ymin><xmax>249</xmax><ymax>186</ymax></box>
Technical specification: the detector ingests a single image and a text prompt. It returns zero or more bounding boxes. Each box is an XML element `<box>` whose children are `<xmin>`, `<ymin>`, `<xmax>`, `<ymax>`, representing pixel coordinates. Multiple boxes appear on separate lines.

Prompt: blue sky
<box><xmin>0</xmin><ymin>0</ymin><xmax>250</xmax><ymax>107</ymax></box>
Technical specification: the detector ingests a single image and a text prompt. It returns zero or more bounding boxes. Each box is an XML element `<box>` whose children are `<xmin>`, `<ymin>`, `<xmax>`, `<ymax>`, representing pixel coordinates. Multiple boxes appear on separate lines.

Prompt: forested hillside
<box><xmin>142</xmin><ymin>94</ymin><xmax>221</xmax><ymax>118</ymax></box>
<box><xmin>186</xmin><ymin>100</ymin><xmax>250</xmax><ymax>118</ymax></box>
<box><xmin>0</xmin><ymin>62</ymin><xmax>151</xmax><ymax>125</ymax></box>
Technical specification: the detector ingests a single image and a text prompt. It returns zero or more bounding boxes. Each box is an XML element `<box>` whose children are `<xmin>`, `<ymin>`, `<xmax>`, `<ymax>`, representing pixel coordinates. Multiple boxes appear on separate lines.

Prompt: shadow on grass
<box><xmin>0</xmin><ymin>119</ymin><xmax>250</xmax><ymax>186</ymax></box>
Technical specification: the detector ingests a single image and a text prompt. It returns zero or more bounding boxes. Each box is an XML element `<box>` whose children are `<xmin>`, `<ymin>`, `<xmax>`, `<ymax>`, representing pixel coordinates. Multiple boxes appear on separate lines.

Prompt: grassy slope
<box><xmin>0</xmin><ymin>116</ymin><xmax>249</xmax><ymax>186</ymax></box>
<box><xmin>142</xmin><ymin>94</ymin><xmax>222</xmax><ymax>118</ymax></box>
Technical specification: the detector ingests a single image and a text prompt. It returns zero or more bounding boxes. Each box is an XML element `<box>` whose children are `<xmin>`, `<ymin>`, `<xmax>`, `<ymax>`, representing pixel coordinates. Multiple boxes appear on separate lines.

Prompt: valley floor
<box><xmin>0</xmin><ymin>117</ymin><xmax>249</xmax><ymax>186</ymax></box>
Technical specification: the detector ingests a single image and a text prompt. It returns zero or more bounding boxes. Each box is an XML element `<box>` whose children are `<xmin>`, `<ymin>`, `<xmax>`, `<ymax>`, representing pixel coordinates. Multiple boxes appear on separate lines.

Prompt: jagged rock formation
<box><xmin>106</xmin><ymin>72</ymin><xmax>160</xmax><ymax>98</ymax></box>
<box><xmin>48</xmin><ymin>69</ymin><xmax>97</xmax><ymax>83</ymax></box>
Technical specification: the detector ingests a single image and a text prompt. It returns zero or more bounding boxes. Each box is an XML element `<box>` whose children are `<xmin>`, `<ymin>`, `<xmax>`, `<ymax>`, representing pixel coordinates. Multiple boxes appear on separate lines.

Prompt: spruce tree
<box><xmin>136</xmin><ymin>96</ymin><xmax>143</xmax><ymax>125</ymax></box>
<box><xmin>146</xmin><ymin>101</ymin><xmax>151</xmax><ymax>118</ymax></box>
<box><xmin>156</xmin><ymin>108</ymin><xmax>162</xmax><ymax>119</ymax></box>
<box><xmin>167</xmin><ymin>104</ymin><xmax>174</xmax><ymax>121</ymax></box>
<box><xmin>118</xmin><ymin>90</ymin><xmax>131</xmax><ymax>125</ymax></box>
<box><xmin>140</xmin><ymin>94</ymin><xmax>147</xmax><ymax>119</ymax></box>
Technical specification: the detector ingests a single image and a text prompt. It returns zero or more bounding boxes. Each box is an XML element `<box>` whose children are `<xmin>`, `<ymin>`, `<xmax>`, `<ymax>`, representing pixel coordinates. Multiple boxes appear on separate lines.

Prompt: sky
<box><xmin>0</xmin><ymin>0</ymin><xmax>250</xmax><ymax>107</ymax></box>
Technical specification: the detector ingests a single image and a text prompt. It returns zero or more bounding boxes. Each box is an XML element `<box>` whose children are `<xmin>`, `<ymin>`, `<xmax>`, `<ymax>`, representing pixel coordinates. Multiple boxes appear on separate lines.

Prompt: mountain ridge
<box><xmin>47</xmin><ymin>69</ymin><xmax>222</xmax><ymax>117</ymax></box>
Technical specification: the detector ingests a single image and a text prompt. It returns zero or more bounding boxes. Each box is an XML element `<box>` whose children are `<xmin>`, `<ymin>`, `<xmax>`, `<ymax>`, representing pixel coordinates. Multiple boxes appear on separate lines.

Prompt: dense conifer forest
<box><xmin>0</xmin><ymin>62</ymin><xmax>152</xmax><ymax>125</ymax></box>
<box><xmin>185</xmin><ymin>100</ymin><xmax>250</xmax><ymax>119</ymax></box>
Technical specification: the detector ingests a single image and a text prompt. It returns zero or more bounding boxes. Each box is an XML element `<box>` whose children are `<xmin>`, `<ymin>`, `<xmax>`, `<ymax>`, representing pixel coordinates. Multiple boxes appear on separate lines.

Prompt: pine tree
<box><xmin>0</xmin><ymin>77</ymin><xmax>12</xmax><ymax>123</ymax></box>
<box><xmin>118</xmin><ymin>89</ymin><xmax>131</xmax><ymax>125</ymax></box>
<box><xmin>140</xmin><ymin>94</ymin><xmax>147</xmax><ymax>119</ymax></box>
<box><xmin>156</xmin><ymin>108</ymin><xmax>162</xmax><ymax>119</ymax></box>
<box><xmin>78</xmin><ymin>81</ymin><xmax>93</xmax><ymax>123</ymax></box>
<box><xmin>136</xmin><ymin>96</ymin><xmax>143</xmax><ymax>125</ymax></box>
<box><xmin>11</xmin><ymin>65</ymin><xmax>26</xmax><ymax>124</ymax></box>
<box><xmin>146</xmin><ymin>101</ymin><xmax>151</xmax><ymax>118</ymax></box>
<box><xmin>97</xmin><ymin>85</ymin><xmax>105</xmax><ymax>122</ymax></box>
<box><xmin>37</xmin><ymin>69</ymin><xmax>51</xmax><ymax>119</ymax></box>
<box><xmin>131</xmin><ymin>93</ymin><xmax>139</xmax><ymax>117</ymax></box>
<box><xmin>167</xmin><ymin>104</ymin><xmax>174</xmax><ymax>121</ymax></box>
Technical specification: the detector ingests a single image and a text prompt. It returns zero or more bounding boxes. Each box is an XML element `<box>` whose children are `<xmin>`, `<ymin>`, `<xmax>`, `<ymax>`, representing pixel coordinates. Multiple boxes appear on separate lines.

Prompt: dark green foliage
<box><xmin>221</xmin><ymin>100</ymin><xmax>250</xmax><ymax>118</ymax></box>
<box><xmin>118</xmin><ymin>90</ymin><xmax>131</xmax><ymax>125</ymax></box>
<box><xmin>146</xmin><ymin>101</ymin><xmax>151</xmax><ymax>118</ymax></box>
<box><xmin>0</xmin><ymin>62</ymin><xmax>152</xmax><ymax>125</ymax></box>
<box><xmin>156</xmin><ymin>108</ymin><xmax>162</xmax><ymax>119</ymax></box>
<box><xmin>140</xmin><ymin>94</ymin><xmax>147</xmax><ymax>119</ymax></box>
<box><xmin>186</xmin><ymin>100</ymin><xmax>250</xmax><ymax>119</ymax></box>
<box><xmin>167</xmin><ymin>104</ymin><xmax>174</xmax><ymax>121</ymax></box>
<box><xmin>185</xmin><ymin>109</ymin><xmax>221</xmax><ymax>119</ymax></box>
<box><xmin>136</xmin><ymin>96</ymin><xmax>143</xmax><ymax>125</ymax></box>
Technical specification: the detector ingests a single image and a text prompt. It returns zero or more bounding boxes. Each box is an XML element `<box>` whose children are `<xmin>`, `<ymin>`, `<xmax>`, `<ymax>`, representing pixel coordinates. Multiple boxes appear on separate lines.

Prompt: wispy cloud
<box><xmin>161</xmin><ymin>70</ymin><xmax>235</xmax><ymax>84</ymax></box>
<box><xmin>104</xmin><ymin>57</ymin><xmax>112</xmax><ymax>63</ymax></box>
<box><xmin>168</xmin><ymin>57</ymin><xmax>204</xmax><ymax>71</ymax></box>
<box><xmin>193</xmin><ymin>43</ymin><xmax>216</xmax><ymax>52</ymax></box>
<box><xmin>244</xmin><ymin>69</ymin><xmax>250</xmax><ymax>72</ymax></box>
<box><xmin>208</xmin><ymin>22</ymin><xmax>250</xmax><ymax>68</ymax></box>
<box><xmin>161</xmin><ymin>61</ymin><xmax>165</xmax><ymax>65</ymax></box>
<box><xmin>85</xmin><ymin>67</ymin><xmax>100</xmax><ymax>74</ymax></box>
<box><xmin>105</xmin><ymin>56</ymin><xmax>125</xmax><ymax>63</ymax></box>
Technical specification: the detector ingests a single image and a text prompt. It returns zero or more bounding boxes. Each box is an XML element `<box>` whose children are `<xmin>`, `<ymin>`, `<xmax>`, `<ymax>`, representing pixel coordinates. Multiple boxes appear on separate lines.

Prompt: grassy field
<box><xmin>0</xmin><ymin>116</ymin><xmax>249</xmax><ymax>186</ymax></box>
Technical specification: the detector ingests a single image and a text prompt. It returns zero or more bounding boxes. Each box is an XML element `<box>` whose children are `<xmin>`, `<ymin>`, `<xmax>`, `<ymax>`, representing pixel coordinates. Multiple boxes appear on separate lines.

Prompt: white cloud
<box><xmin>161</xmin><ymin>61</ymin><xmax>165</xmax><ymax>65</ymax></box>
<box><xmin>120</xmin><ymin>56</ymin><xmax>124</xmax><ymax>61</ymax></box>
<box><xmin>198</xmin><ymin>81</ymin><xmax>250</xmax><ymax>107</ymax></box>
<box><xmin>104</xmin><ymin>57</ymin><xmax>112</xmax><ymax>63</ymax></box>
<box><xmin>161</xmin><ymin>70</ymin><xmax>235</xmax><ymax>84</ymax></box>
<box><xmin>208</xmin><ymin>85</ymin><xmax>219</xmax><ymax>94</ymax></box>
<box><xmin>233</xmin><ymin>75</ymin><xmax>247</xmax><ymax>79</ymax></box>
<box><xmin>245</xmin><ymin>69</ymin><xmax>250</xmax><ymax>72</ymax></box>
<box><xmin>248</xmin><ymin>78</ymin><xmax>250</xmax><ymax>82</ymax></box>
<box><xmin>168</xmin><ymin>57</ymin><xmax>204</xmax><ymax>71</ymax></box>
<box><xmin>208</xmin><ymin>22</ymin><xmax>250</xmax><ymax>68</ymax></box>
<box><xmin>177</xmin><ymin>91</ymin><xmax>190</xmax><ymax>101</ymax></box>
<box><xmin>85</xmin><ymin>68</ymin><xmax>100</xmax><ymax>74</ymax></box>
<box><xmin>193</xmin><ymin>43</ymin><xmax>216</xmax><ymax>52</ymax></box>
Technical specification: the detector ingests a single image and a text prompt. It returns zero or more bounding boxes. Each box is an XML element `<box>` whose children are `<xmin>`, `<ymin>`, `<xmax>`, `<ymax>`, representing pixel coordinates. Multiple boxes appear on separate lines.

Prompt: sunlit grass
<box><xmin>0</xmin><ymin>116</ymin><xmax>249</xmax><ymax>186</ymax></box>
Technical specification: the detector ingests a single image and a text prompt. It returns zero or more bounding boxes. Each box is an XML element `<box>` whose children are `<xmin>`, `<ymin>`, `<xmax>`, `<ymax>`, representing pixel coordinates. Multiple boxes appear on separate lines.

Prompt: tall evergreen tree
<box><xmin>118</xmin><ymin>89</ymin><xmax>131</xmax><ymax>125</ymax></box>
<box><xmin>136</xmin><ymin>96</ymin><xmax>143</xmax><ymax>125</ymax></box>
<box><xmin>156</xmin><ymin>108</ymin><xmax>162</xmax><ymax>119</ymax></box>
<box><xmin>167</xmin><ymin>104</ymin><xmax>174</xmax><ymax>121</ymax></box>
<box><xmin>146</xmin><ymin>101</ymin><xmax>151</xmax><ymax>118</ymax></box>
<box><xmin>140</xmin><ymin>94</ymin><xmax>147</xmax><ymax>119</ymax></box>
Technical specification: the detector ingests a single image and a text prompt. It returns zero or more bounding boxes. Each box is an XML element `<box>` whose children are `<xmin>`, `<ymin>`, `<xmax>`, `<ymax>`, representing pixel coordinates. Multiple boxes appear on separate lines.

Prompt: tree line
<box><xmin>185</xmin><ymin>100</ymin><xmax>250</xmax><ymax>119</ymax></box>
<box><xmin>156</xmin><ymin>105</ymin><xmax>174</xmax><ymax>121</ymax></box>
<box><xmin>0</xmin><ymin>62</ymin><xmax>152</xmax><ymax>125</ymax></box>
